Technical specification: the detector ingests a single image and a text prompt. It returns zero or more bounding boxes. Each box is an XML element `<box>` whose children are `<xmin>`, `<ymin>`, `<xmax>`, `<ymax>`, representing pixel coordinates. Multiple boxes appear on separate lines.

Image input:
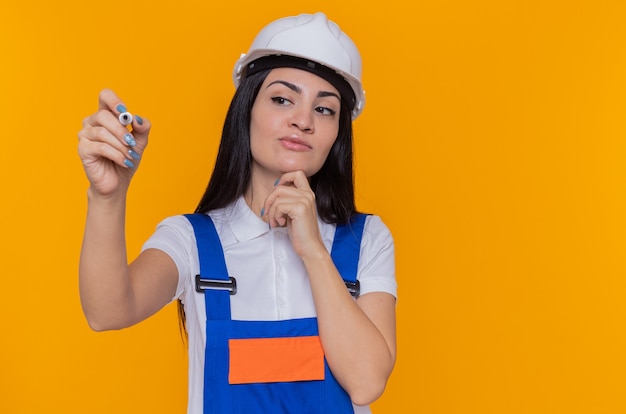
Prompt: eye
<box><xmin>315</xmin><ymin>106</ymin><xmax>337</xmax><ymax>116</ymax></box>
<box><xmin>271</xmin><ymin>96</ymin><xmax>292</xmax><ymax>106</ymax></box>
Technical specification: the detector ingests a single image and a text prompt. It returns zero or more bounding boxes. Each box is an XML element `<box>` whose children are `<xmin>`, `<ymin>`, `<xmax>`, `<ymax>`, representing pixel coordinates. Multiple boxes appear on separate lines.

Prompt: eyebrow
<box><xmin>267</xmin><ymin>80</ymin><xmax>341</xmax><ymax>101</ymax></box>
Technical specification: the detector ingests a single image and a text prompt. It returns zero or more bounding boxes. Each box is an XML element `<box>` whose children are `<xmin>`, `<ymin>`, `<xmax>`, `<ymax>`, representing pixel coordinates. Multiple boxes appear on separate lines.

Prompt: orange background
<box><xmin>2</xmin><ymin>0</ymin><xmax>626</xmax><ymax>413</ymax></box>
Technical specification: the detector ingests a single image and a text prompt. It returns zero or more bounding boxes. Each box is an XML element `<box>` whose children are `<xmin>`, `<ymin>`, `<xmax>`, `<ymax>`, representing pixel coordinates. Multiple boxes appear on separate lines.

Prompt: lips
<box><xmin>278</xmin><ymin>136</ymin><xmax>313</xmax><ymax>151</ymax></box>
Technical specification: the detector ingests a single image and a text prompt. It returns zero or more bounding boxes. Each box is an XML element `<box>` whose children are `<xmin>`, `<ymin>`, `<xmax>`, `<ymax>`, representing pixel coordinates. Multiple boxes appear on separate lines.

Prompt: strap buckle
<box><xmin>195</xmin><ymin>275</ymin><xmax>237</xmax><ymax>295</ymax></box>
<box><xmin>345</xmin><ymin>280</ymin><xmax>360</xmax><ymax>298</ymax></box>
<box><xmin>195</xmin><ymin>275</ymin><xmax>354</xmax><ymax>298</ymax></box>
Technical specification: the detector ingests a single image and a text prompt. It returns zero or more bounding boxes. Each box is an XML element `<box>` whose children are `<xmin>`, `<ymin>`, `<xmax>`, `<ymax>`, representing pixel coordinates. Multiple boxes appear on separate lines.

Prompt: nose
<box><xmin>289</xmin><ymin>107</ymin><xmax>314</xmax><ymax>133</ymax></box>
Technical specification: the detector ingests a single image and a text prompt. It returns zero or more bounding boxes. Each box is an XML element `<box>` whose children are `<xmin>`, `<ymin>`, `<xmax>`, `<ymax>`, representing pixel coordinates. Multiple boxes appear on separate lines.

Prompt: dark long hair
<box><xmin>178</xmin><ymin>68</ymin><xmax>357</xmax><ymax>339</ymax></box>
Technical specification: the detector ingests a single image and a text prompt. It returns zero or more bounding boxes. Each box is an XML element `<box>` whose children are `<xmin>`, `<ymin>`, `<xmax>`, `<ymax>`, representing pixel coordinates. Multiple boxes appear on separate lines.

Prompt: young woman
<box><xmin>78</xmin><ymin>12</ymin><xmax>397</xmax><ymax>414</ymax></box>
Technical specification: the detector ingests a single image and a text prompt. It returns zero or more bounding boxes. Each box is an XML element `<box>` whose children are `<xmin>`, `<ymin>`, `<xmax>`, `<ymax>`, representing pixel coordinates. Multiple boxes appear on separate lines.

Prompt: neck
<box><xmin>245</xmin><ymin>170</ymin><xmax>279</xmax><ymax>217</ymax></box>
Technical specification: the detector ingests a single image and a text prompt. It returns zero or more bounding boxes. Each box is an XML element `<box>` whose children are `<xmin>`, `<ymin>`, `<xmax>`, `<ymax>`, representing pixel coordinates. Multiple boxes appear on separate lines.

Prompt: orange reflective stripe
<box><xmin>228</xmin><ymin>336</ymin><xmax>325</xmax><ymax>384</ymax></box>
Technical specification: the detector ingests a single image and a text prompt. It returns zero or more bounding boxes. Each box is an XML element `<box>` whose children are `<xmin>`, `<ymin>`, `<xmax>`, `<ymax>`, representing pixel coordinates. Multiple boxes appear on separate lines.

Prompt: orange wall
<box><xmin>2</xmin><ymin>1</ymin><xmax>626</xmax><ymax>413</ymax></box>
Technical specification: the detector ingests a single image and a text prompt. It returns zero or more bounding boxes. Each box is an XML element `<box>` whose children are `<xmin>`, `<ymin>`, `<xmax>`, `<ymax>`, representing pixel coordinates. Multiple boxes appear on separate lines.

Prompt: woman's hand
<box><xmin>263</xmin><ymin>170</ymin><xmax>326</xmax><ymax>259</ymax></box>
<box><xmin>265</xmin><ymin>171</ymin><xmax>397</xmax><ymax>404</ymax></box>
<box><xmin>77</xmin><ymin>89</ymin><xmax>150</xmax><ymax>198</ymax></box>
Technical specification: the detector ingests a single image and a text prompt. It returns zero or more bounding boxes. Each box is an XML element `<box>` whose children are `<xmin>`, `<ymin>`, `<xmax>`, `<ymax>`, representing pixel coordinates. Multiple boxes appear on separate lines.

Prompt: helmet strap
<box><xmin>243</xmin><ymin>55</ymin><xmax>356</xmax><ymax>112</ymax></box>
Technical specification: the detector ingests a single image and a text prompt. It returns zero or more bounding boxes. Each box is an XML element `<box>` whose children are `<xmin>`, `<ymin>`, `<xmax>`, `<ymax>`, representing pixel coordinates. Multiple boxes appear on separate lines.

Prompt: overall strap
<box><xmin>184</xmin><ymin>213</ymin><xmax>232</xmax><ymax>320</ymax></box>
<box><xmin>331</xmin><ymin>214</ymin><xmax>368</xmax><ymax>294</ymax></box>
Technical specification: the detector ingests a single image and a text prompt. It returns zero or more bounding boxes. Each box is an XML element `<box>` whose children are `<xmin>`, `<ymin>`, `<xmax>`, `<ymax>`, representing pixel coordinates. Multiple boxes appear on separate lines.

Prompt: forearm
<box><xmin>302</xmin><ymin>250</ymin><xmax>396</xmax><ymax>406</ymax></box>
<box><xmin>79</xmin><ymin>189</ymin><xmax>134</xmax><ymax>330</ymax></box>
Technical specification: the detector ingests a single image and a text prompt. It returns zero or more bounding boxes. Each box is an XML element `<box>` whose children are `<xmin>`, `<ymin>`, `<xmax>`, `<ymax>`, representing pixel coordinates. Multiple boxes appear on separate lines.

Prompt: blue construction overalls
<box><xmin>184</xmin><ymin>213</ymin><xmax>367</xmax><ymax>414</ymax></box>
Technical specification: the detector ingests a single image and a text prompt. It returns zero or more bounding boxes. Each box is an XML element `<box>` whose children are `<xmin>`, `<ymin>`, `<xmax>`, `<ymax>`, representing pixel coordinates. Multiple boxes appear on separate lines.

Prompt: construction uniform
<box><xmin>142</xmin><ymin>197</ymin><xmax>397</xmax><ymax>414</ymax></box>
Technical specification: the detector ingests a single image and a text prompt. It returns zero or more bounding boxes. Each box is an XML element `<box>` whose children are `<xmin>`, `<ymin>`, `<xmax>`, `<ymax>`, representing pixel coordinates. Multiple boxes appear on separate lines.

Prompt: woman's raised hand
<box><xmin>263</xmin><ymin>170</ymin><xmax>326</xmax><ymax>259</ymax></box>
<box><xmin>77</xmin><ymin>89</ymin><xmax>150</xmax><ymax>198</ymax></box>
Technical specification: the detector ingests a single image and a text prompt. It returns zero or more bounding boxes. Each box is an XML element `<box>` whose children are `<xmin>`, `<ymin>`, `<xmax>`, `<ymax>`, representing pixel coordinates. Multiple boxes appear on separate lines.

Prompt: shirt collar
<box><xmin>213</xmin><ymin>195</ymin><xmax>333</xmax><ymax>244</ymax></box>
<box><xmin>220</xmin><ymin>196</ymin><xmax>271</xmax><ymax>243</ymax></box>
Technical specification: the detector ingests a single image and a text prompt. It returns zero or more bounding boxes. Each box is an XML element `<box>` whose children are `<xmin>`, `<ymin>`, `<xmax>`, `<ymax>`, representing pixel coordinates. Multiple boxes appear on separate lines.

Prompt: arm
<box><xmin>301</xmin><ymin>245</ymin><xmax>396</xmax><ymax>406</ymax></box>
<box><xmin>78</xmin><ymin>89</ymin><xmax>178</xmax><ymax>331</ymax></box>
<box><xmin>264</xmin><ymin>171</ymin><xmax>397</xmax><ymax>405</ymax></box>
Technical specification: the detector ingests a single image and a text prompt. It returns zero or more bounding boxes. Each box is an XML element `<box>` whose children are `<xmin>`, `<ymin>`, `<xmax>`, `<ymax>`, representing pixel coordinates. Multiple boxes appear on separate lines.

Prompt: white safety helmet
<box><xmin>233</xmin><ymin>12</ymin><xmax>365</xmax><ymax>119</ymax></box>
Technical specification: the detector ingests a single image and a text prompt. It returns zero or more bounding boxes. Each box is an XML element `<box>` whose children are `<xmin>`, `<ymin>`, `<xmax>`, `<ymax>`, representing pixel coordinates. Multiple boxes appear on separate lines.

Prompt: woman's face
<box><xmin>249</xmin><ymin>67</ymin><xmax>341</xmax><ymax>180</ymax></box>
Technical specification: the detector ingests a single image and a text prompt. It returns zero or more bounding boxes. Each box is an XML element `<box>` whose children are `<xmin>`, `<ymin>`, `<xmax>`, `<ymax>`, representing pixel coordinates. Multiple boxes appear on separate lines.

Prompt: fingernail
<box><xmin>260</xmin><ymin>207</ymin><xmax>265</xmax><ymax>217</ymax></box>
<box><xmin>123</xmin><ymin>133</ymin><xmax>136</xmax><ymax>147</ymax></box>
<box><xmin>124</xmin><ymin>159</ymin><xmax>135</xmax><ymax>168</ymax></box>
<box><xmin>274</xmin><ymin>179</ymin><xmax>280</xmax><ymax>186</ymax></box>
<box><xmin>128</xmin><ymin>149</ymin><xmax>141</xmax><ymax>160</ymax></box>
<box><xmin>116</xmin><ymin>104</ymin><xmax>127</xmax><ymax>113</ymax></box>
<box><xmin>134</xmin><ymin>114</ymin><xmax>144</xmax><ymax>125</ymax></box>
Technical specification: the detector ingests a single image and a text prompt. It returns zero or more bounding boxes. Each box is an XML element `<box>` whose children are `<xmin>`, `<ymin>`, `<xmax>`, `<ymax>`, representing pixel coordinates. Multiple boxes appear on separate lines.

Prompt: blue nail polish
<box><xmin>135</xmin><ymin>114</ymin><xmax>144</xmax><ymax>125</ymax></box>
<box><xmin>128</xmin><ymin>149</ymin><xmax>141</xmax><ymax>160</ymax></box>
<box><xmin>274</xmin><ymin>179</ymin><xmax>280</xmax><ymax>186</ymax></box>
<box><xmin>123</xmin><ymin>133</ymin><xmax>136</xmax><ymax>147</ymax></box>
<box><xmin>124</xmin><ymin>159</ymin><xmax>135</xmax><ymax>168</ymax></box>
<box><xmin>116</xmin><ymin>104</ymin><xmax>127</xmax><ymax>113</ymax></box>
<box><xmin>260</xmin><ymin>207</ymin><xmax>265</xmax><ymax>217</ymax></box>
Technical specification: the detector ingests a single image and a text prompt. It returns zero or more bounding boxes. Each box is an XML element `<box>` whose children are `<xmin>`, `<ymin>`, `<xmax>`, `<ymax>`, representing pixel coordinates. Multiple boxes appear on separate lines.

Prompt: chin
<box><xmin>280</xmin><ymin>167</ymin><xmax>320</xmax><ymax>178</ymax></box>
<box><xmin>278</xmin><ymin>162</ymin><xmax>318</xmax><ymax>177</ymax></box>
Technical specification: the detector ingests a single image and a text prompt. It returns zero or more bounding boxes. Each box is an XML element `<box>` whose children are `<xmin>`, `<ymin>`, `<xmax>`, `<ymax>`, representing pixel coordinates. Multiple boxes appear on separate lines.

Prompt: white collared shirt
<box><xmin>142</xmin><ymin>196</ymin><xmax>397</xmax><ymax>414</ymax></box>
